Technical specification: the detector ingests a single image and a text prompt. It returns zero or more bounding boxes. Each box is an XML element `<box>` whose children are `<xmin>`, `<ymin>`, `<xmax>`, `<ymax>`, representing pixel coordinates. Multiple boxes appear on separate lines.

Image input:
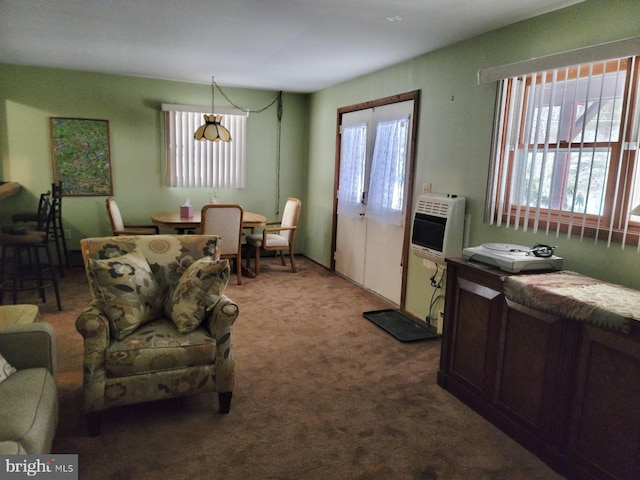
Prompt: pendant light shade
<box><xmin>194</xmin><ymin>114</ymin><xmax>232</xmax><ymax>142</ymax></box>
<box><xmin>194</xmin><ymin>77</ymin><xmax>231</xmax><ymax>142</ymax></box>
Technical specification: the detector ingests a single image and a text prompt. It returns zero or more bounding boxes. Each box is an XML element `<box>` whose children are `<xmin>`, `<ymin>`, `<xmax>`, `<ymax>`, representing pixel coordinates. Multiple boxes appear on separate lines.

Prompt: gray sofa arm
<box><xmin>0</xmin><ymin>322</ymin><xmax>57</xmax><ymax>377</ymax></box>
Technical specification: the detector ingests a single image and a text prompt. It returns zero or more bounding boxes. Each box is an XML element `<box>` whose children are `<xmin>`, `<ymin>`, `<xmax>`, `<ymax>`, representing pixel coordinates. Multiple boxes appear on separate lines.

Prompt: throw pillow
<box><xmin>88</xmin><ymin>249</ymin><xmax>163</xmax><ymax>340</ymax></box>
<box><xmin>166</xmin><ymin>257</ymin><xmax>230</xmax><ymax>333</ymax></box>
<box><xmin>0</xmin><ymin>352</ymin><xmax>17</xmax><ymax>385</ymax></box>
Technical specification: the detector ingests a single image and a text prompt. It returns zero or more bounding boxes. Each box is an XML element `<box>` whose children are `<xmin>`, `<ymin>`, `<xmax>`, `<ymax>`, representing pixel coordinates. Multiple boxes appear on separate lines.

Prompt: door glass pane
<box><xmin>367</xmin><ymin>117</ymin><xmax>409</xmax><ymax>226</ymax></box>
<box><xmin>337</xmin><ymin>123</ymin><xmax>367</xmax><ymax>218</ymax></box>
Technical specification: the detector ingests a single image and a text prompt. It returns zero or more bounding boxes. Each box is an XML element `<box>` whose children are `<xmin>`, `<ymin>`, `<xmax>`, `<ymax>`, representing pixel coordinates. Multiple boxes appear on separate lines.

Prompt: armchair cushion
<box><xmin>105</xmin><ymin>317</ymin><xmax>215</xmax><ymax>377</ymax></box>
<box><xmin>165</xmin><ymin>257</ymin><xmax>230</xmax><ymax>333</ymax></box>
<box><xmin>88</xmin><ymin>249</ymin><xmax>163</xmax><ymax>340</ymax></box>
<box><xmin>0</xmin><ymin>352</ymin><xmax>17</xmax><ymax>384</ymax></box>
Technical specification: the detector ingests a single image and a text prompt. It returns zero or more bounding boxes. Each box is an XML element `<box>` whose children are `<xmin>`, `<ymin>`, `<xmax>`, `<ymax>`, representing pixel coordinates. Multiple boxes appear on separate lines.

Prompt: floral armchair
<box><xmin>76</xmin><ymin>235</ymin><xmax>238</xmax><ymax>435</ymax></box>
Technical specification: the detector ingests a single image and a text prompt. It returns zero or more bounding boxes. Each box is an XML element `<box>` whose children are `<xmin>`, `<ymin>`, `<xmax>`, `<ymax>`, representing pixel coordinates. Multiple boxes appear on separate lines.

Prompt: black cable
<box><xmin>275</xmin><ymin>92</ymin><xmax>283</xmax><ymax>216</ymax></box>
<box><xmin>213</xmin><ymin>79</ymin><xmax>284</xmax><ymax>216</ymax></box>
<box><xmin>213</xmin><ymin>79</ymin><xmax>281</xmax><ymax>114</ymax></box>
<box><xmin>426</xmin><ymin>263</ymin><xmax>446</xmax><ymax>327</ymax></box>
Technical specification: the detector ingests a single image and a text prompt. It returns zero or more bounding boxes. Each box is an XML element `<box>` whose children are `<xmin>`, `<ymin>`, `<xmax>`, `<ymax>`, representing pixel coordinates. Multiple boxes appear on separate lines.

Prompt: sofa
<box><xmin>76</xmin><ymin>234</ymin><xmax>238</xmax><ymax>435</ymax></box>
<box><xmin>0</xmin><ymin>322</ymin><xmax>58</xmax><ymax>454</ymax></box>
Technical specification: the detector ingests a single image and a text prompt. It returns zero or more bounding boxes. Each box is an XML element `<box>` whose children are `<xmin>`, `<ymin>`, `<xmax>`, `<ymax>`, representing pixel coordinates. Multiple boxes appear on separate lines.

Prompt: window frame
<box><xmin>488</xmin><ymin>55</ymin><xmax>640</xmax><ymax>245</ymax></box>
<box><xmin>162</xmin><ymin>104</ymin><xmax>248</xmax><ymax>189</ymax></box>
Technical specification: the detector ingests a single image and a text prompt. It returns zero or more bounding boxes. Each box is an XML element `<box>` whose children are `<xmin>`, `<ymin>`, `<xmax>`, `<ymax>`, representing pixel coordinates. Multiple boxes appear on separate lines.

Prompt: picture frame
<box><xmin>50</xmin><ymin>117</ymin><xmax>113</xmax><ymax>196</ymax></box>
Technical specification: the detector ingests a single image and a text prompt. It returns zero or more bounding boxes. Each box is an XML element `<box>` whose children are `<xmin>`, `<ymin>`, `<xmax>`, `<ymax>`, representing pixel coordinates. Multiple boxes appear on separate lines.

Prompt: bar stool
<box><xmin>0</xmin><ymin>194</ymin><xmax>62</xmax><ymax>310</ymax></box>
<box><xmin>11</xmin><ymin>190</ymin><xmax>49</xmax><ymax>224</ymax></box>
<box><xmin>12</xmin><ymin>182</ymin><xmax>70</xmax><ymax>275</ymax></box>
<box><xmin>50</xmin><ymin>182</ymin><xmax>71</xmax><ymax>273</ymax></box>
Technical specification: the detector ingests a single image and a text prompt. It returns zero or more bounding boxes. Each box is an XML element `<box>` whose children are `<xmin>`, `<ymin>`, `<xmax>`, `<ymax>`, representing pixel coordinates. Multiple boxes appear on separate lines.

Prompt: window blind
<box><xmin>162</xmin><ymin>104</ymin><xmax>248</xmax><ymax>189</ymax></box>
<box><xmin>478</xmin><ymin>36</ymin><xmax>640</xmax><ymax>84</ymax></box>
<box><xmin>487</xmin><ymin>56</ymin><xmax>640</xmax><ymax>250</ymax></box>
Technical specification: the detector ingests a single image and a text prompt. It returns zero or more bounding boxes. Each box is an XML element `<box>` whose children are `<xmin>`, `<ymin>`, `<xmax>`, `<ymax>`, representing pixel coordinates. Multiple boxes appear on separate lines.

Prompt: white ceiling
<box><xmin>0</xmin><ymin>0</ymin><xmax>584</xmax><ymax>93</ymax></box>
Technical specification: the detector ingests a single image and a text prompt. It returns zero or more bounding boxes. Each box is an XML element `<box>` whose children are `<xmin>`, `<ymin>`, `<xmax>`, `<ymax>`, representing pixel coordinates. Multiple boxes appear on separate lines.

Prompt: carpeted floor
<box><xmin>26</xmin><ymin>255</ymin><xmax>563</xmax><ymax>480</ymax></box>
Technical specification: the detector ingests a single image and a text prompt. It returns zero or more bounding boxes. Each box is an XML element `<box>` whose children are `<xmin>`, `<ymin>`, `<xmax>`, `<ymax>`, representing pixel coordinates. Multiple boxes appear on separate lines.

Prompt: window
<box><xmin>487</xmin><ymin>56</ymin><xmax>640</xmax><ymax>247</ymax></box>
<box><xmin>337</xmin><ymin>101</ymin><xmax>413</xmax><ymax>227</ymax></box>
<box><xmin>367</xmin><ymin>117</ymin><xmax>410</xmax><ymax>225</ymax></box>
<box><xmin>337</xmin><ymin>122</ymin><xmax>367</xmax><ymax>218</ymax></box>
<box><xmin>162</xmin><ymin>104</ymin><xmax>247</xmax><ymax>189</ymax></box>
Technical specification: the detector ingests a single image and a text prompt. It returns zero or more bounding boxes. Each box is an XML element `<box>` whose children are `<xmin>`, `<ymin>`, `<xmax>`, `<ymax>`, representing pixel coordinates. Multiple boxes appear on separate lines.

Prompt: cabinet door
<box><xmin>568</xmin><ymin>325</ymin><xmax>640</xmax><ymax>480</ymax></box>
<box><xmin>494</xmin><ymin>299</ymin><xmax>573</xmax><ymax>448</ymax></box>
<box><xmin>447</xmin><ymin>276</ymin><xmax>503</xmax><ymax>401</ymax></box>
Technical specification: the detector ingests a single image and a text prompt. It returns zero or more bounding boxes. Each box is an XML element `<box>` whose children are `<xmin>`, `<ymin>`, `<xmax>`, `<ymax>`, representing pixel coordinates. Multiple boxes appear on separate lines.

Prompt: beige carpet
<box><xmin>27</xmin><ymin>255</ymin><xmax>563</xmax><ymax>480</ymax></box>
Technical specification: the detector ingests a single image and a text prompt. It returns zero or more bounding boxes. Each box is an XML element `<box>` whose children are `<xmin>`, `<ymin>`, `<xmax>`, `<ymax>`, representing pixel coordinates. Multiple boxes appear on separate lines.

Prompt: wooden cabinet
<box><xmin>442</xmin><ymin>272</ymin><xmax>503</xmax><ymax>403</ymax></box>
<box><xmin>568</xmin><ymin>324</ymin><xmax>640</xmax><ymax>480</ymax></box>
<box><xmin>438</xmin><ymin>258</ymin><xmax>640</xmax><ymax>480</ymax></box>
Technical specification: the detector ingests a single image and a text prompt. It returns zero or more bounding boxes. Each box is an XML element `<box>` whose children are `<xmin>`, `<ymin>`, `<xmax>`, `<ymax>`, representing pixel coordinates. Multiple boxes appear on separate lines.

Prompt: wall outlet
<box><xmin>422</xmin><ymin>182</ymin><xmax>432</xmax><ymax>193</ymax></box>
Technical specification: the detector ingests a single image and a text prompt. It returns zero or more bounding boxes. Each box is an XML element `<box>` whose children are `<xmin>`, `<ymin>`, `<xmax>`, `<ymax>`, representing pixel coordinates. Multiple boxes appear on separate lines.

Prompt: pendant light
<box><xmin>194</xmin><ymin>77</ymin><xmax>231</xmax><ymax>142</ymax></box>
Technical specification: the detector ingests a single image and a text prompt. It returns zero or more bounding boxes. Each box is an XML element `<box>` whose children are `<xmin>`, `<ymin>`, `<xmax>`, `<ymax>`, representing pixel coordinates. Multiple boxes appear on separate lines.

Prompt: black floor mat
<box><xmin>363</xmin><ymin>309</ymin><xmax>439</xmax><ymax>342</ymax></box>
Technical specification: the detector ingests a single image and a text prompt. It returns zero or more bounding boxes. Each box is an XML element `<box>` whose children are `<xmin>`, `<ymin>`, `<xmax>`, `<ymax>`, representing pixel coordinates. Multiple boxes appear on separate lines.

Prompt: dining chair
<box><xmin>200</xmin><ymin>204</ymin><xmax>244</xmax><ymax>285</ymax></box>
<box><xmin>245</xmin><ymin>197</ymin><xmax>301</xmax><ymax>275</ymax></box>
<box><xmin>106</xmin><ymin>197</ymin><xmax>159</xmax><ymax>236</ymax></box>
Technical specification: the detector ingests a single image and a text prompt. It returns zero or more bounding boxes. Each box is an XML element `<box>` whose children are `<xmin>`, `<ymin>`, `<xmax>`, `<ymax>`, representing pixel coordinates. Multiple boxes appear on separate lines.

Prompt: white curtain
<box><xmin>337</xmin><ymin>123</ymin><xmax>367</xmax><ymax>218</ymax></box>
<box><xmin>367</xmin><ymin>117</ymin><xmax>409</xmax><ymax>226</ymax></box>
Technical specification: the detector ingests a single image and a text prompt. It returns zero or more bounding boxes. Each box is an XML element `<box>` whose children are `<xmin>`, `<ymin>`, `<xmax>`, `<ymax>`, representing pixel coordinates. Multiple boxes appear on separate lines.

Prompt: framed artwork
<box><xmin>50</xmin><ymin>117</ymin><xmax>113</xmax><ymax>196</ymax></box>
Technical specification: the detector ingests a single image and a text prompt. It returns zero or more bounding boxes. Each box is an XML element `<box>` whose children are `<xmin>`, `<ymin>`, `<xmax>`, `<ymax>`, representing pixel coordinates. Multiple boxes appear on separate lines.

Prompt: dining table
<box><xmin>151</xmin><ymin>209</ymin><xmax>268</xmax><ymax>278</ymax></box>
<box><xmin>150</xmin><ymin>210</ymin><xmax>267</xmax><ymax>234</ymax></box>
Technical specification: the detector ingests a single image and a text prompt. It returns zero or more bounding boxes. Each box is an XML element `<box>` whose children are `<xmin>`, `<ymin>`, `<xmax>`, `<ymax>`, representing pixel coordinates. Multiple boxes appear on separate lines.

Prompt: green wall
<box><xmin>305</xmin><ymin>0</ymin><xmax>640</xmax><ymax>321</ymax></box>
<box><xmin>0</xmin><ymin>67</ymin><xmax>309</xmax><ymax>250</ymax></box>
<box><xmin>1</xmin><ymin>0</ymin><xmax>639</xmax><ymax>323</ymax></box>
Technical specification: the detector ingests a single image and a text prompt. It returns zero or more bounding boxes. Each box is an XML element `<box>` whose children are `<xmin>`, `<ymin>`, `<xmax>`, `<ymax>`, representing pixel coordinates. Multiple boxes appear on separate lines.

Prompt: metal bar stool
<box><xmin>0</xmin><ymin>194</ymin><xmax>62</xmax><ymax>310</ymax></box>
<box><xmin>11</xmin><ymin>183</ymin><xmax>70</xmax><ymax>275</ymax></box>
<box><xmin>50</xmin><ymin>182</ymin><xmax>71</xmax><ymax>273</ymax></box>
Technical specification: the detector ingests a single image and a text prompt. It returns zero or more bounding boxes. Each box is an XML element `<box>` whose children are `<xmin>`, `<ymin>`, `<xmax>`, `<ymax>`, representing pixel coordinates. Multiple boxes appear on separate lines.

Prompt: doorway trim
<box><xmin>331</xmin><ymin>89</ymin><xmax>420</xmax><ymax>309</ymax></box>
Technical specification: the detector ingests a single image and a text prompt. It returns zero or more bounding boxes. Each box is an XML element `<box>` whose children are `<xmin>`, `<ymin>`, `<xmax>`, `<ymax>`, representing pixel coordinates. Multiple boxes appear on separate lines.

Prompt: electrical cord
<box><xmin>213</xmin><ymin>79</ymin><xmax>284</xmax><ymax>216</ymax></box>
<box><xmin>426</xmin><ymin>263</ymin><xmax>446</xmax><ymax>327</ymax></box>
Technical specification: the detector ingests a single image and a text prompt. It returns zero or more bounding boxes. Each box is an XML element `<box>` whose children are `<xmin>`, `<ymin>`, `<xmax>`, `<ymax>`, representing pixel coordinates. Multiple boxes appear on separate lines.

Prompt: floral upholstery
<box><xmin>87</xmin><ymin>249</ymin><xmax>164</xmax><ymax>339</ymax></box>
<box><xmin>165</xmin><ymin>256</ymin><xmax>231</xmax><ymax>333</ymax></box>
<box><xmin>76</xmin><ymin>235</ymin><xmax>238</xmax><ymax>434</ymax></box>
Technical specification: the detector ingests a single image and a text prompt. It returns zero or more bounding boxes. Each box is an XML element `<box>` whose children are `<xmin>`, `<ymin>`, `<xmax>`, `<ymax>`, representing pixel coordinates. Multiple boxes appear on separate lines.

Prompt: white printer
<box><xmin>462</xmin><ymin>243</ymin><xmax>563</xmax><ymax>273</ymax></box>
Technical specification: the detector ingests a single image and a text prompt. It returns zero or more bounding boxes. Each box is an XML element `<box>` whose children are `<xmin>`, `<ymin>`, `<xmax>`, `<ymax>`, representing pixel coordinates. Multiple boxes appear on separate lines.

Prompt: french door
<box><xmin>333</xmin><ymin>93</ymin><xmax>418</xmax><ymax>305</ymax></box>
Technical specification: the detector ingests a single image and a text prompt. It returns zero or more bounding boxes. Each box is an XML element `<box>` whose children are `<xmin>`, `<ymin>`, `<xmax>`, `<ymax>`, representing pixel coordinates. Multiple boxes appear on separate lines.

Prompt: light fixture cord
<box><xmin>211</xmin><ymin>77</ymin><xmax>216</xmax><ymax>113</ymax></box>
<box><xmin>275</xmin><ymin>92</ymin><xmax>283</xmax><ymax>216</ymax></box>
<box><xmin>211</xmin><ymin>79</ymin><xmax>284</xmax><ymax>216</ymax></box>
<box><xmin>213</xmin><ymin>78</ymin><xmax>281</xmax><ymax>114</ymax></box>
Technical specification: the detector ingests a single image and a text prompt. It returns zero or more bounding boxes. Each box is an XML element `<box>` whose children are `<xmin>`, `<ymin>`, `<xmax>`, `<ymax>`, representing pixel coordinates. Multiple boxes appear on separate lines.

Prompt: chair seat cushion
<box><xmin>105</xmin><ymin>318</ymin><xmax>216</xmax><ymax>377</ymax></box>
<box><xmin>12</xmin><ymin>212</ymin><xmax>38</xmax><ymax>223</ymax></box>
<box><xmin>1</xmin><ymin>225</ymin><xmax>33</xmax><ymax>235</ymax></box>
<box><xmin>0</xmin><ymin>230</ymin><xmax>46</xmax><ymax>246</ymax></box>
<box><xmin>246</xmin><ymin>233</ymin><xmax>289</xmax><ymax>248</ymax></box>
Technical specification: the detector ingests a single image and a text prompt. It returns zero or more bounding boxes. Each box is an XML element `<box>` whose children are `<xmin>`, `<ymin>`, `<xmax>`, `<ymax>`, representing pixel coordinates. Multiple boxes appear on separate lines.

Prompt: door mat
<box><xmin>363</xmin><ymin>309</ymin><xmax>439</xmax><ymax>342</ymax></box>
